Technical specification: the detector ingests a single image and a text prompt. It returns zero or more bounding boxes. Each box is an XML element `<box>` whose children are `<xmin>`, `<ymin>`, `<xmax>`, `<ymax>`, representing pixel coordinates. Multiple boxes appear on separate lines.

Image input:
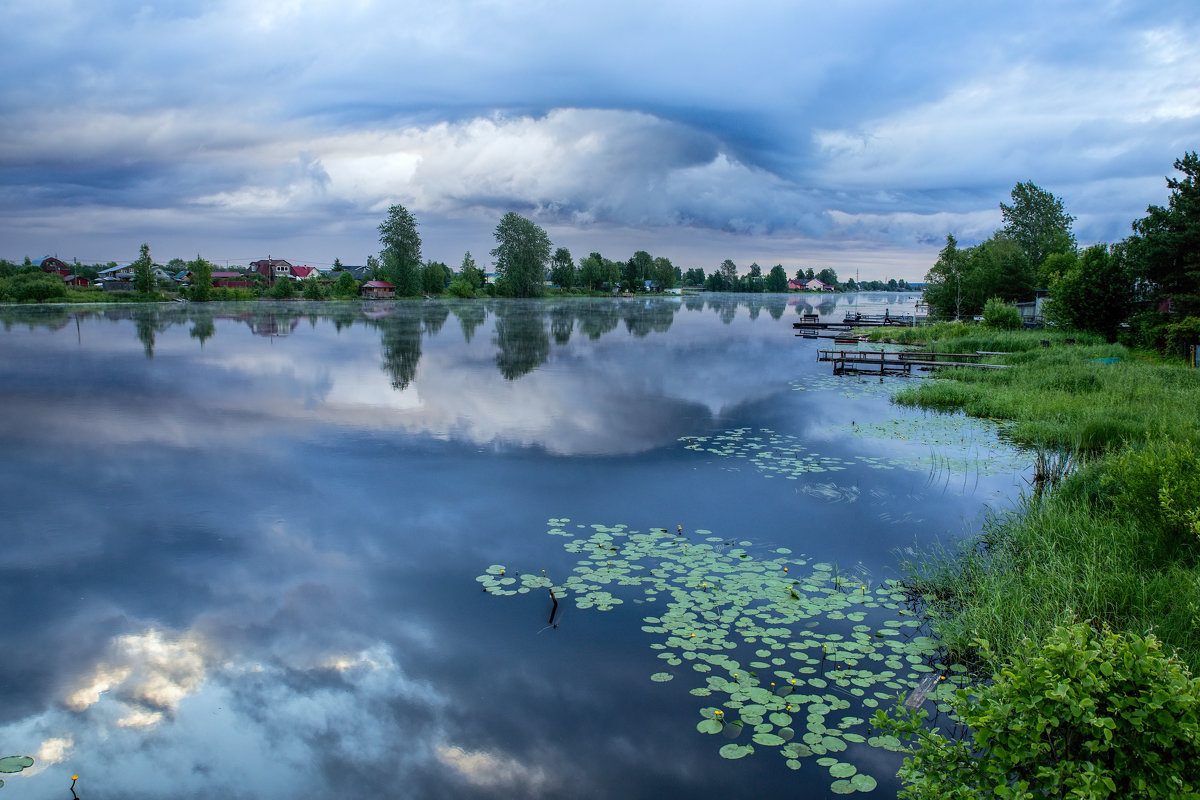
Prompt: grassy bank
<box><xmin>870</xmin><ymin>324</ymin><xmax>1200</xmax><ymax>671</ymax></box>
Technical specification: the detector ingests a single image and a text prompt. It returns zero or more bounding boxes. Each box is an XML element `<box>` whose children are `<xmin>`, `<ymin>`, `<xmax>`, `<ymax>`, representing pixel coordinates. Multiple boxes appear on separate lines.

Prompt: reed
<box><xmin>887</xmin><ymin>326</ymin><xmax>1200</xmax><ymax>671</ymax></box>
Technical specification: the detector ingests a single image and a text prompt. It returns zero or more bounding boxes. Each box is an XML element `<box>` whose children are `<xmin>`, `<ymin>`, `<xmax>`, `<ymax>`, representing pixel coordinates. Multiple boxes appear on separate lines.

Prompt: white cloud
<box><xmin>65</xmin><ymin>628</ymin><xmax>208</xmax><ymax>724</ymax></box>
<box><xmin>436</xmin><ymin>744</ymin><xmax>554</xmax><ymax>791</ymax></box>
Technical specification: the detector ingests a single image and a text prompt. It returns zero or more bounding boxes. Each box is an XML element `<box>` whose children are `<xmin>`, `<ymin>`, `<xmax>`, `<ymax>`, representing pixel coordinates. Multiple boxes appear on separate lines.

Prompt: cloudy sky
<box><xmin>1</xmin><ymin>0</ymin><xmax>1196</xmax><ymax>279</ymax></box>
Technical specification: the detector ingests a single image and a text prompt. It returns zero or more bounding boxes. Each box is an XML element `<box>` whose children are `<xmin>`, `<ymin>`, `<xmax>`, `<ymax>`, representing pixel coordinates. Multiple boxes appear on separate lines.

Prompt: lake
<box><xmin>0</xmin><ymin>293</ymin><xmax>1026</xmax><ymax>799</ymax></box>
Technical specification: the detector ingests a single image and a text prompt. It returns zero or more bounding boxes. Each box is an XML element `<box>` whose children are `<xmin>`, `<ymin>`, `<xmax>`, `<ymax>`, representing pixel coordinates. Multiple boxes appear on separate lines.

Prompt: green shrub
<box><xmin>876</xmin><ymin>622</ymin><xmax>1200</xmax><ymax>799</ymax></box>
<box><xmin>1103</xmin><ymin>439</ymin><xmax>1200</xmax><ymax>546</ymax></box>
<box><xmin>1</xmin><ymin>272</ymin><xmax>67</xmax><ymax>302</ymax></box>
<box><xmin>446</xmin><ymin>279</ymin><xmax>476</xmax><ymax>298</ymax></box>
<box><xmin>301</xmin><ymin>279</ymin><xmax>327</xmax><ymax>300</ymax></box>
<box><xmin>268</xmin><ymin>279</ymin><xmax>296</xmax><ymax>299</ymax></box>
<box><xmin>332</xmin><ymin>271</ymin><xmax>359</xmax><ymax>298</ymax></box>
<box><xmin>981</xmin><ymin>296</ymin><xmax>1023</xmax><ymax>329</ymax></box>
<box><xmin>1120</xmin><ymin>311</ymin><xmax>1171</xmax><ymax>352</ymax></box>
<box><xmin>1165</xmin><ymin>315</ymin><xmax>1200</xmax><ymax>357</ymax></box>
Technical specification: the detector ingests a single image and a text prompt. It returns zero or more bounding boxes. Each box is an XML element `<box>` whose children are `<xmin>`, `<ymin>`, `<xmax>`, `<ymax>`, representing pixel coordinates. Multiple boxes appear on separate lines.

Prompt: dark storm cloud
<box><xmin>1</xmin><ymin>0</ymin><xmax>1197</xmax><ymax>275</ymax></box>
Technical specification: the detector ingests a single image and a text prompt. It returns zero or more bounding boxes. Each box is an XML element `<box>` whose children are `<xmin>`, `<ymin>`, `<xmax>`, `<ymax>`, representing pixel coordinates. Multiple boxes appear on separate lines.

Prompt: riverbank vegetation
<box><xmin>874</xmin><ymin>152</ymin><xmax>1200</xmax><ymax>797</ymax></box>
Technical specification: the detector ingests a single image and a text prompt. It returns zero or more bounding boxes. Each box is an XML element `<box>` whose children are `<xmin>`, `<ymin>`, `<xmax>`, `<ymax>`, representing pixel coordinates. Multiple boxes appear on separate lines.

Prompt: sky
<box><xmin>1</xmin><ymin>0</ymin><xmax>1196</xmax><ymax>280</ymax></box>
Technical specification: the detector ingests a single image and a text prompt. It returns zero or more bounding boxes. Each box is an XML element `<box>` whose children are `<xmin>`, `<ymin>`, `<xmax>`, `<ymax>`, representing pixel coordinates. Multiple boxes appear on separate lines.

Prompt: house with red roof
<box><xmin>361</xmin><ymin>280</ymin><xmax>395</xmax><ymax>299</ymax></box>
<box><xmin>35</xmin><ymin>256</ymin><xmax>71</xmax><ymax>276</ymax></box>
<box><xmin>250</xmin><ymin>258</ymin><xmax>293</xmax><ymax>285</ymax></box>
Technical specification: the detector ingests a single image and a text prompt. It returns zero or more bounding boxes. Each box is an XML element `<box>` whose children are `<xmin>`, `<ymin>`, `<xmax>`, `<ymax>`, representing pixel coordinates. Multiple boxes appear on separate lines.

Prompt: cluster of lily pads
<box><xmin>790</xmin><ymin>373</ymin><xmax>904</xmax><ymax>400</ymax></box>
<box><xmin>0</xmin><ymin>756</ymin><xmax>34</xmax><ymax>789</ymax></box>
<box><xmin>682</xmin><ymin>423</ymin><xmax>1025</xmax><ymax>479</ymax></box>
<box><xmin>841</xmin><ymin>416</ymin><xmax>1028</xmax><ymax>476</ymax></box>
<box><xmin>478</xmin><ymin>520</ymin><xmax>967</xmax><ymax>794</ymax></box>
<box><xmin>681</xmin><ymin>429</ymin><xmax>852</xmax><ymax>478</ymax></box>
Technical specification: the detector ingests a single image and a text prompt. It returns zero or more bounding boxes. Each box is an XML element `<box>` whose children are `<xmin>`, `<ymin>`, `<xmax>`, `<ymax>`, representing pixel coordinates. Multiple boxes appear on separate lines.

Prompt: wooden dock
<box><xmin>817</xmin><ymin>349</ymin><xmax>1010</xmax><ymax>376</ymax></box>
<box><xmin>793</xmin><ymin>312</ymin><xmax>928</xmax><ymax>331</ymax></box>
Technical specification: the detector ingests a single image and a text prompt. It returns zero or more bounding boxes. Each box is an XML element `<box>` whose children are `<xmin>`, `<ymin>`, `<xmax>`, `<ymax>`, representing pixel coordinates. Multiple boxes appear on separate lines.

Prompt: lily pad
<box><xmin>0</xmin><ymin>756</ymin><xmax>33</xmax><ymax>774</ymax></box>
<box><xmin>718</xmin><ymin>743</ymin><xmax>753</xmax><ymax>760</ymax></box>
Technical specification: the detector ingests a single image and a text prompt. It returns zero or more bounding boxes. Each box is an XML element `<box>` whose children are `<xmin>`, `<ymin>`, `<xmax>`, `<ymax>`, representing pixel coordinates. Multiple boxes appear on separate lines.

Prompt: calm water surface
<box><xmin>0</xmin><ymin>293</ymin><xmax>1025</xmax><ymax>799</ymax></box>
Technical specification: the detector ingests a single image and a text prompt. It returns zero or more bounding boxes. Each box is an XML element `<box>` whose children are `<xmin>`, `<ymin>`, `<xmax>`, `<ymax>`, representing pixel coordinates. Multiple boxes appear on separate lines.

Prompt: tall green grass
<box><xmin>909</xmin><ymin>482</ymin><xmax>1200</xmax><ymax>670</ymax></box>
<box><xmin>886</xmin><ymin>325</ymin><xmax>1200</xmax><ymax>672</ymax></box>
<box><xmin>866</xmin><ymin>321</ymin><xmax>1102</xmax><ymax>353</ymax></box>
<box><xmin>892</xmin><ymin>346</ymin><xmax>1200</xmax><ymax>451</ymax></box>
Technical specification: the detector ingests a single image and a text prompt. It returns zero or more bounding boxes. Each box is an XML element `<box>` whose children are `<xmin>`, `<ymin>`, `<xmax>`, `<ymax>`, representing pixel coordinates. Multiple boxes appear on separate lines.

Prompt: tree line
<box><xmin>923</xmin><ymin>151</ymin><xmax>1200</xmax><ymax>353</ymax></box>
<box><xmin>377</xmin><ymin>205</ymin><xmax>916</xmax><ymax>299</ymax></box>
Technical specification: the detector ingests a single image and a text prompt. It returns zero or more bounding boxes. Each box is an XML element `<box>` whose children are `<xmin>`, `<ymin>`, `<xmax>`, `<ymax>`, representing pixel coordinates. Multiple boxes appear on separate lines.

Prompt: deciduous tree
<box><xmin>1000</xmin><ymin>181</ymin><xmax>1076</xmax><ymax>272</ymax></box>
<box><xmin>766</xmin><ymin>264</ymin><xmax>788</xmax><ymax>292</ymax></box>
<box><xmin>492</xmin><ymin>212</ymin><xmax>550</xmax><ymax>298</ymax></box>
<box><xmin>459</xmin><ymin>251</ymin><xmax>483</xmax><ymax>288</ymax></box>
<box><xmin>550</xmin><ymin>247</ymin><xmax>575</xmax><ymax>289</ymax></box>
<box><xmin>133</xmin><ymin>243</ymin><xmax>154</xmax><ymax>294</ymax></box>
<box><xmin>188</xmin><ymin>253</ymin><xmax>213</xmax><ymax>302</ymax></box>
<box><xmin>378</xmin><ymin>204</ymin><xmax>422</xmax><ymax>296</ymax></box>
<box><xmin>1046</xmin><ymin>243</ymin><xmax>1132</xmax><ymax>339</ymax></box>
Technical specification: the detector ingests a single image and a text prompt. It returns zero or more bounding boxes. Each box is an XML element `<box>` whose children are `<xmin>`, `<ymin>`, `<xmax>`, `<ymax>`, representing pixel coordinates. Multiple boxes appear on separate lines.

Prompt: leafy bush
<box><xmin>1120</xmin><ymin>311</ymin><xmax>1171</xmax><ymax>352</ymax></box>
<box><xmin>1165</xmin><ymin>315</ymin><xmax>1200</xmax><ymax>357</ymax></box>
<box><xmin>1</xmin><ymin>272</ymin><xmax>67</xmax><ymax>302</ymax></box>
<box><xmin>446</xmin><ymin>279</ymin><xmax>477</xmax><ymax>298</ymax></box>
<box><xmin>876</xmin><ymin>623</ymin><xmax>1200</xmax><ymax>799</ymax></box>
<box><xmin>301</xmin><ymin>279</ymin><xmax>327</xmax><ymax>300</ymax></box>
<box><xmin>268</xmin><ymin>279</ymin><xmax>296</xmax><ymax>299</ymax></box>
<box><xmin>981</xmin><ymin>296</ymin><xmax>1022</xmax><ymax>329</ymax></box>
<box><xmin>331</xmin><ymin>271</ymin><xmax>359</xmax><ymax>298</ymax></box>
<box><xmin>1103</xmin><ymin>439</ymin><xmax>1200</xmax><ymax>545</ymax></box>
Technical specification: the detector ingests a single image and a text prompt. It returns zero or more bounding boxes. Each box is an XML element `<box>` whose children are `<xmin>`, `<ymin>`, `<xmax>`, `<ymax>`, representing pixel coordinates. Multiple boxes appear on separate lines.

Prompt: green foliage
<box><xmin>459</xmin><ymin>251</ymin><xmax>483</xmax><ymax>288</ymax></box>
<box><xmin>492</xmin><ymin>212</ymin><xmax>551</xmax><ymax>298</ymax></box>
<box><xmin>924</xmin><ymin>182</ymin><xmax>1074</xmax><ymax>319</ymax></box>
<box><xmin>816</xmin><ymin>267</ymin><xmax>839</xmax><ymax>287</ymax></box>
<box><xmin>1128</xmin><ymin>152</ymin><xmax>1200</xmax><ymax>317</ymax></box>
<box><xmin>577</xmin><ymin>252</ymin><xmax>608</xmax><ymax>290</ymax></box>
<box><xmin>1045</xmin><ymin>244</ymin><xmax>1133</xmax><ymax>339</ymax></box>
<box><xmin>446</xmin><ymin>278</ymin><xmax>476</xmax><ymax>298</ymax></box>
<box><xmin>1000</xmin><ymin>181</ymin><xmax>1076</xmax><ymax>271</ymax></box>
<box><xmin>890</xmin><ymin>336</ymin><xmax>1196</xmax><ymax>452</ymax></box>
<box><xmin>0</xmin><ymin>271</ymin><xmax>67</xmax><ymax>302</ymax></box>
<box><xmin>877</xmin><ymin>623</ymin><xmax>1200</xmax><ymax>799</ymax></box>
<box><xmin>1165</xmin><ymin>315</ymin><xmax>1200</xmax><ymax>356</ymax></box>
<box><xmin>981</xmin><ymin>297</ymin><xmax>1022</xmax><ymax>329</ymax></box>
<box><xmin>132</xmin><ymin>243</ymin><xmax>154</xmax><ymax>294</ymax></box>
<box><xmin>188</xmin><ymin>253</ymin><xmax>213</xmax><ymax>302</ymax></box>
<box><xmin>924</xmin><ymin>234</ymin><xmax>1035</xmax><ymax>319</ymax></box>
<box><xmin>651</xmin><ymin>255</ymin><xmax>677</xmax><ymax>289</ymax></box>
<box><xmin>886</xmin><ymin>324</ymin><xmax>1200</xmax><ymax>672</ymax></box>
<box><xmin>765</xmin><ymin>264</ymin><xmax>788</xmax><ymax>292</ymax></box>
<box><xmin>622</xmin><ymin>250</ymin><xmax>653</xmax><ymax>291</ymax></box>
<box><xmin>378</xmin><ymin>204</ymin><xmax>422</xmax><ymax>294</ymax></box>
<box><xmin>384</xmin><ymin>249</ymin><xmax>421</xmax><ymax>296</ymax></box>
<box><xmin>682</xmin><ymin>267</ymin><xmax>706</xmax><ymax>286</ymax></box>
<box><xmin>268</xmin><ymin>277</ymin><xmax>296</xmax><ymax>299</ymax></box>
<box><xmin>549</xmin><ymin>247</ymin><xmax>575</xmax><ymax>289</ymax></box>
<box><xmin>331</xmin><ymin>271</ymin><xmax>359</xmax><ymax>298</ymax></box>
<box><xmin>301</xmin><ymin>278</ymin><xmax>327</xmax><ymax>300</ymax></box>
<box><xmin>421</xmin><ymin>260</ymin><xmax>449</xmax><ymax>294</ymax></box>
<box><xmin>1102</xmin><ymin>439</ymin><xmax>1200</xmax><ymax>545</ymax></box>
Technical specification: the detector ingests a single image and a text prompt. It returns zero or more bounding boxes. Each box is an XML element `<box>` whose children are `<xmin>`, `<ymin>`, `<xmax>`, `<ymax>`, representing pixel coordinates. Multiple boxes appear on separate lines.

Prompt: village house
<box><xmin>789</xmin><ymin>277</ymin><xmax>834</xmax><ymax>291</ymax></box>
<box><xmin>360</xmin><ymin>280</ymin><xmax>395</xmax><ymax>299</ymax></box>
<box><xmin>290</xmin><ymin>266</ymin><xmax>318</xmax><ymax>280</ymax></box>
<box><xmin>34</xmin><ymin>256</ymin><xmax>71</xmax><ymax>276</ymax></box>
<box><xmin>250</xmin><ymin>258</ymin><xmax>293</xmax><ymax>285</ymax></box>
